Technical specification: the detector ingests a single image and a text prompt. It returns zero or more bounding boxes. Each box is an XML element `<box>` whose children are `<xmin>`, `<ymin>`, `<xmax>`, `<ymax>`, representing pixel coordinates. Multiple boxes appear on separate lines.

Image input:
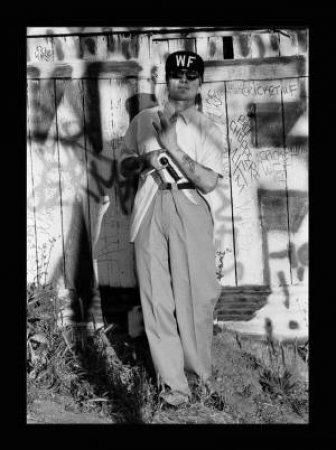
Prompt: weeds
<box><xmin>259</xmin><ymin>367</ymin><xmax>296</xmax><ymax>398</ymax></box>
<box><xmin>27</xmin><ymin>282</ymin><xmax>160</xmax><ymax>423</ymax></box>
<box><xmin>230</xmin><ymin>326</ymin><xmax>308</xmax><ymax>422</ymax></box>
<box><xmin>27</xmin><ymin>283</ymin><xmax>308</xmax><ymax>424</ymax></box>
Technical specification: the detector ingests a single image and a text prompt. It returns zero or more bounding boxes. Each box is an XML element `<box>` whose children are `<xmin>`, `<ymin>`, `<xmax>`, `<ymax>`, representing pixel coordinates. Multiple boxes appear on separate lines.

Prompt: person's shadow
<box><xmin>125</xmin><ymin>92</ymin><xmax>158</xmax><ymax>121</ymax></box>
<box><xmin>48</xmin><ymin>89</ymin><xmax>161</xmax><ymax>423</ymax></box>
<box><xmin>74</xmin><ymin>325</ymin><xmax>157</xmax><ymax>423</ymax></box>
<box><xmin>60</xmin><ymin>193</ymin><xmax>158</xmax><ymax>423</ymax></box>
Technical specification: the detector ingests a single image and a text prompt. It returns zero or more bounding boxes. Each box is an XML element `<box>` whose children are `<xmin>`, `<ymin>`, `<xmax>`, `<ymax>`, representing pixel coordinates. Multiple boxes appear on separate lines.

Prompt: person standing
<box><xmin>120</xmin><ymin>51</ymin><xmax>225</xmax><ymax>407</ymax></box>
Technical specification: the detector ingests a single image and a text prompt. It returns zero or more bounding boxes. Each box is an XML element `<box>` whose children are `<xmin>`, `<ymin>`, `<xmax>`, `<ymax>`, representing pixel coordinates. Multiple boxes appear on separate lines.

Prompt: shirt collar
<box><xmin>163</xmin><ymin>103</ymin><xmax>198</xmax><ymax>125</ymax></box>
<box><xmin>178</xmin><ymin>105</ymin><xmax>198</xmax><ymax>124</ymax></box>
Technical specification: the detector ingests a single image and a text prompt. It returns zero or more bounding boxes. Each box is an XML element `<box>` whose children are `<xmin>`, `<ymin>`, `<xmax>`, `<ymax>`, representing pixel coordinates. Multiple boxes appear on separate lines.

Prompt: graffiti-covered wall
<box><xmin>26</xmin><ymin>27</ymin><xmax>308</xmax><ymax>339</ymax></box>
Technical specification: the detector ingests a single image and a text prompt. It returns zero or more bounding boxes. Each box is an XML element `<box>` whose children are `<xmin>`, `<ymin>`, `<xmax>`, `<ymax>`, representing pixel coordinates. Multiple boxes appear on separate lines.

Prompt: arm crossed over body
<box><xmin>152</xmin><ymin>111</ymin><xmax>223</xmax><ymax>194</ymax></box>
<box><xmin>120</xmin><ymin>109</ymin><xmax>224</xmax><ymax>194</ymax></box>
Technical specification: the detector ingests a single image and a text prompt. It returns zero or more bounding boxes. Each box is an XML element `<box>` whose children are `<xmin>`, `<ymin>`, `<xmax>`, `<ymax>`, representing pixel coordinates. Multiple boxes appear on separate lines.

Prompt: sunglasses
<box><xmin>168</xmin><ymin>70</ymin><xmax>200</xmax><ymax>81</ymax></box>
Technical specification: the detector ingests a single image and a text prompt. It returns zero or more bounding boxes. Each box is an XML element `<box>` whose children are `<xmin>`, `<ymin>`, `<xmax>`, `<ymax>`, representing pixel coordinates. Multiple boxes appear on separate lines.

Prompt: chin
<box><xmin>172</xmin><ymin>93</ymin><xmax>194</xmax><ymax>101</ymax></box>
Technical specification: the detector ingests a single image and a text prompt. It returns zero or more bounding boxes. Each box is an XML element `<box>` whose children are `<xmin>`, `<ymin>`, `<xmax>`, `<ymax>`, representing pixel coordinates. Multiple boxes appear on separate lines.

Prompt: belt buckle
<box><xmin>171</xmin><ymin>183</ymin><xmax>178</xmax><ymax>191</ymax></box>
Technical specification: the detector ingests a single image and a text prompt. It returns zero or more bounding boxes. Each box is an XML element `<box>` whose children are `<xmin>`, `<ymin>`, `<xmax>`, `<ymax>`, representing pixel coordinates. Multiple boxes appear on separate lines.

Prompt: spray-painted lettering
<box><xmin>34</xmin><ymin>45</ymin><xmax>54</xmax><ymax>62</ymax></box>
<box><xmin>228</xmin><ymin>81</ymin><xmax>299</xmax><ymax>97</ymax></box>
<box><xmin>230</xmin><ymin>113</ymin><xmax>260</xmax><ymax>192</ymax></box>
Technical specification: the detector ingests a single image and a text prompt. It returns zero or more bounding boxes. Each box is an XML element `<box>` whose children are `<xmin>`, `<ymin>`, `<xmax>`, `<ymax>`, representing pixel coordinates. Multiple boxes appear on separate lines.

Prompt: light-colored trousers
<box><xmin>134</xmin><ymin>188</ymin><xmax>221</xmax><ymax>395</ymax></box>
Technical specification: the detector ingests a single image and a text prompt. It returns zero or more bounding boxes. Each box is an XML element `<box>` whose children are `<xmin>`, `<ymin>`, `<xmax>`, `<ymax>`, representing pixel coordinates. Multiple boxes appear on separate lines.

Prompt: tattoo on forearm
<box><xmin>182</xmin><ymin>154</ymin><xmax>196</xmax><ymax>173</ymax></box>
<box><xmin>172</xmin><ymin>150</ymin><xmax>217</xmax><ymax>191</ymax></box>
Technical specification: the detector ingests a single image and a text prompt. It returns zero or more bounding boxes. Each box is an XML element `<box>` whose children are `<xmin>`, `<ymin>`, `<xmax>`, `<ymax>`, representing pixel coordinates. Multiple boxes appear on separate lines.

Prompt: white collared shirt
<box><xmin>120</xmin><ymin>103</ymin><xmax>225</xmax><ymax>242</ymax></box>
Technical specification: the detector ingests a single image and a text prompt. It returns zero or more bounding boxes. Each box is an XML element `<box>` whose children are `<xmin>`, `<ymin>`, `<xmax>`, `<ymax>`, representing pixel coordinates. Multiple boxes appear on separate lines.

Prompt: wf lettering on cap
<box><xmin>175</xmin><ymin>54</ymin><xmax>196</xmax><ymax>68</ymax></box>
<box><xmin>165</xmin><ymin>51</ymin><xmax>204</xmax><ymax>78</ymax></box>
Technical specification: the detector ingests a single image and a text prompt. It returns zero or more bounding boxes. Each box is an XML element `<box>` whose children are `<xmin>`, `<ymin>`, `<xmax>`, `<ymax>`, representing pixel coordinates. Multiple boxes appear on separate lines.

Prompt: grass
<box><xmin>27</xmin><ymin>283</ymin><xmax>308</xmax><ymax>424</ymax></box>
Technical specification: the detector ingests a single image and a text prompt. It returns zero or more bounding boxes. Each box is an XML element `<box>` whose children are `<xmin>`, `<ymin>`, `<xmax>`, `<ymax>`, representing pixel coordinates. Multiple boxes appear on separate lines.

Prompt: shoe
<box><xmin>159</xmin><ymin>390</ymin><xmax>189</xmax><ymax>407</ymax></box>
<box><xmin>188</xmin><ymin>375</ymin><xmax>216</xmax><ymax>395</ymax></box>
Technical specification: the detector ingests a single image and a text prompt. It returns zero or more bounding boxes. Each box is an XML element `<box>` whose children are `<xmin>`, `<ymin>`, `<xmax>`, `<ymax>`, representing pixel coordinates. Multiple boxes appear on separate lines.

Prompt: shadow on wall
<box><xmin>236</xmin><ymin>30</ymin><xmax>307</xmax><ymax>58</ymax></box>
<box><xmin>126</xmin><ymin>92</ymin><xmax>158</xmax><ymax>121</ymax></box>
<box><xmin>41</xmin><ymin>67</ymin><xmax>159</xmax><ymax>324</ymax></box>
<box><xmin>215</xmin><ymin>189</ymin><xmax>308</xmax><ymax>323</ymax></box>
<box><xmin>56</xmin><ymin>194</ymin><xmax>96</xmax><ymax>323</ymax></box>
<box><xmin>48</xmin><ymin>192</ymin><xmax>141</xmax><ymax>326</ymax></box>
<box><xmin>252</xmin><ymin>100</ymin><xmax>308</xmax><ymax>150</ymax></box>
<box><xmin>29</xmin><ymin>56</ymin><xmax>309</xmax><ymax>325</ymax></box>
<box><xmin>258</xmin><ymin>188</ymin><xmax>308</xmax><ymax>300</ymax></box>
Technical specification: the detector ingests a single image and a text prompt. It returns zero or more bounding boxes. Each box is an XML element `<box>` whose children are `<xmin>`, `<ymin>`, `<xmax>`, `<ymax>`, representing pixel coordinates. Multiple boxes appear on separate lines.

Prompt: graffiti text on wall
<box><xmin>35</xmin><ymin>46</ymin><xmax>54</xmax><ymax>62</ymax></box>
<box><xmin>203</xmin><ymin>88</ymin><xmax>226</xmax><ymax>124</ymax></box>
<box><xmin>257</xmin><ymin>146</ymin><xmax>307</xmax><ymax>182</ymax></box>
<box><xmin>227</xmin><ymin>80</ymin><xmax>299</xmax><ymax>97</ymax></box>
<box><xmin>28</xmin><ymin>140</ymin><xmax>136</xmax><ymax>216</ymax></box>
<box><xmin>230</xmin><ymin>111</ymin><xmax>260</xmax><ymax>193</ymax></box>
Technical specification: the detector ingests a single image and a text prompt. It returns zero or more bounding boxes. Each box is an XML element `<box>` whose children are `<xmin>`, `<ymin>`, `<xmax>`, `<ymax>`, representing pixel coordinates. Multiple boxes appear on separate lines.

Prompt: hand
<box><xmin>152</xmin><ymin>111</ymin><xmax>178</xmax><ymax>152</ymax></box>
<box><xmin>120</xmin><ymin>156</ymin><xmax>143</xmax><ymax>177</ymax></box>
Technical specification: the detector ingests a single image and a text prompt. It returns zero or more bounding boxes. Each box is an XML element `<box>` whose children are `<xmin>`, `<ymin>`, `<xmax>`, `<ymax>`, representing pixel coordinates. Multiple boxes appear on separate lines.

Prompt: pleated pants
<box><xmin>134</xmin><ymin>188</ymin><xmax>221</xmax><ymax>395</ymax></box>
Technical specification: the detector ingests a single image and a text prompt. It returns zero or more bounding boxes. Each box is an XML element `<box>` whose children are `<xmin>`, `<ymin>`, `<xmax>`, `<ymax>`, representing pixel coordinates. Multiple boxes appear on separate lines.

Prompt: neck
<box><xmin>167</xmin><ymin>97</ymin><xmax>196</xmax><ymax>113</ymax></box>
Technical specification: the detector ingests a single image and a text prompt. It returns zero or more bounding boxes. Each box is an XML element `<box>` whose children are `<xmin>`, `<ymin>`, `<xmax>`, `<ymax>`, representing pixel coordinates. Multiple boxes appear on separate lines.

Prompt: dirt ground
<box><xmin>27</xmin><ymin>326</ymin><xmax>308</xmax><ymax>425</ymax></box>
<box><xmin>27</xmin><ymin>394</ymin><xmax>113</xmax><ymax>424</ymax></box>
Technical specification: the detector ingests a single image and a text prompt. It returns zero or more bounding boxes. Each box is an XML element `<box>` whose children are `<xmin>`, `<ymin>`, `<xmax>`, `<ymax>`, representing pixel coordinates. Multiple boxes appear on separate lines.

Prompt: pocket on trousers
<box><xmin>179</xmin><ymin>190</ymin><xmax>214</xmax><ymax>234</ymax></box>
<box><xmin>180</xmin><ymin>189</ymin><xmax>203</xmax><ymax>207</ymax></box>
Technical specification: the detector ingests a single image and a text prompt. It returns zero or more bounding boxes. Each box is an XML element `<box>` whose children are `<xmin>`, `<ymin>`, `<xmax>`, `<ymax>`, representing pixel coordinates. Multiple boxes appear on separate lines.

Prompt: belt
<box><xmin>159</xmin><ymin>182</ymin><xmax>195</xmax><ymax>190</ymax></box>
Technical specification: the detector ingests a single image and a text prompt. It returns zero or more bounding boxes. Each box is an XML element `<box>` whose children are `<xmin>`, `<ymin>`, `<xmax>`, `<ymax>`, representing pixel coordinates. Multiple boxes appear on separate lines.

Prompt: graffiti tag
<box><xmin>34</xmin><ymin>45</ymin><xmax>54</xmax><ymax>62</ymax></box>
<box><xmin>227</xmin><ymin>81</ymin><xmax>299</xmax><ymax>97</ymax></box>
<box><xmin>230</xmin><ymin>113</ymin><xmax>260</xmax><ymax>193</ymax></box>
<box><xmin>256</xmin><ymin>146</ymin><xmax>308</xmax><ymax>182</ymax></box>
<box><xmin>203</xmin><ymin>89</ymin><xmax>226</xmax><ymax>124</ymax></box>
<box><xmin>205</xmin><ymin>89</ymin><xmax>224</xmax><ymax>107</ymax></box>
